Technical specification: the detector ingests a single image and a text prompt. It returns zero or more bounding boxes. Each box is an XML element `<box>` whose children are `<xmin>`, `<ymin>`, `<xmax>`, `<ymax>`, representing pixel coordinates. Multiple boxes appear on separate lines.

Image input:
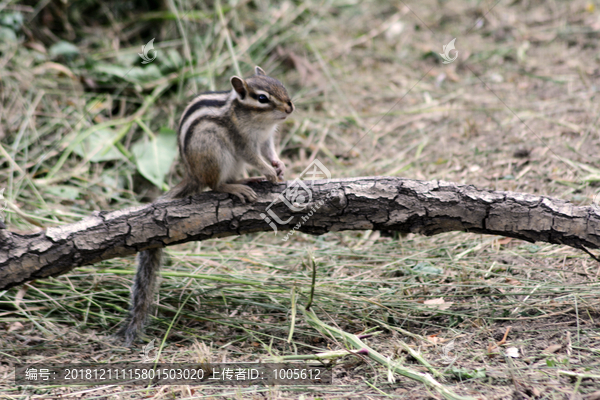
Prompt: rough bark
<box><xmin>1</xmin><ymin>176</ymin><xmax>599</xmax><ymax>290</ymax></box>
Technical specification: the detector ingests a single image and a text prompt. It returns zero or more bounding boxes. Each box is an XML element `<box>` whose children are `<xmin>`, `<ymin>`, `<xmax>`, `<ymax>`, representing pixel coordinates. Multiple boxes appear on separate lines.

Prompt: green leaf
<box><xmin>411</xmin><ymin>262</ymin><xmax>443</xmax><ymax>275</ymax></box>
<box><xmin>49</xmin><ymin>41</ymin><xmax>80</xmax><ymax>58</ymax></box>
<box><xmin>72</xmin><ymin>128</ymin><xmax>125</xmax><ymax>162</ymax></box>
<box><xmin>94</xmin><ymin>63</ymin><xmax>130</xmax><ymax>78</ymax></box>
<box><xmin>94</xmin><ymin>63</ymin><xmax>163</xmax><ymax>84</ymax></box>
<box><xmin>0</xmin><ymin>12</ymin><xmax>24</xmax><ymax>31</ymax></box>
<box><xmin>45</xmin><ymin>185</ymin><xmax>80</xmax><ymax>200</ymax></box>
<box><xmin>161</xmin><ymin>48</ymin><xmax>184</xmax><ymax>70</ymax></box>
<box><xmin>126</xmin><ymin>65</ymin><xmax>163</xmax><ymax>83</ymax></box>
<box><xmin>115</xmin><ymin>52</ymin><xmax>140</xmax><ymax>66</ymax></box>
<box><xmin>450</xmin><ymin>367</ymin><xmax>486</xmax><ymax>380</ymax></box>
<box><xmin>132</xmin><ymin>127</ymin><xmax>178</xmax><ymax>189</ymax></box>
<box><xmin>0</xmin><ymin>26</ymin><xmax>16</xmax><ymax>42</ymax></box>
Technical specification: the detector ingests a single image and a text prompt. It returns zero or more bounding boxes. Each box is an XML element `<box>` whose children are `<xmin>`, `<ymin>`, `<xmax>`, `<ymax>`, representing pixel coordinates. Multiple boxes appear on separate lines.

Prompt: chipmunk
<box><xmin>119</xmin><ymin>66</ymin><xmax>294</xmax><ymax>345</ymax></box>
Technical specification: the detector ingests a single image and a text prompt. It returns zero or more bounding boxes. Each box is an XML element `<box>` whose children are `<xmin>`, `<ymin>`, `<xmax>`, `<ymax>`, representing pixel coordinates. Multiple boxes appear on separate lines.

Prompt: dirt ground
<box><xmin>1</xmin><ymin>0</ymin><xmax>600</xmax><ymax>399</ymax></box>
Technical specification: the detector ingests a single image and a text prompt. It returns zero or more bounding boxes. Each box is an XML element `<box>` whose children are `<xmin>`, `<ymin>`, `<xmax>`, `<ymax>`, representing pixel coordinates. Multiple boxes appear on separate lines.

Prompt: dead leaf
<box><xmin>423</xmin><ymin>298</ymin><xmax>453</xmax><ymax>310</ymax></box>
<box><xmin>505</xmin><ymin>347</ymin><xmax>519</xmax><ymax>358</ymax></box>
<box><xmin>8</xmin><ymin>322</ymin><xmax>24</xmax><ymax>332</ymax></box>
<box><xmin>25</xmin><ymin>41</ymin><xmax>47</xmax><ymax>54</ymax></box>
<box><xmin>542</xmin><ymin>344</ymin><xmax>562</xmax><ymax>354</ymax></box>
<box><xmin>32</xmin><ymin>62</ymin><xmax>77</xmax><ymax>79</ymax></box>
<box><xmin>426</xmin><ymin>334</ymin><xmax>449</xmax><ymax>345</ymax></box>
<box><xmin>15</xmin><ymin>286</ymin><xmax>28</xmax><ymax>308</ymax></box>
<box><xmin>497</xmin><ymin>237</ymin><xmax>513</xmax><ymax>245</ymax></box>
<box><xmin>505</xmin><ymin>277</ymin><xmax>522</xmax><ymax>285</ymax></box>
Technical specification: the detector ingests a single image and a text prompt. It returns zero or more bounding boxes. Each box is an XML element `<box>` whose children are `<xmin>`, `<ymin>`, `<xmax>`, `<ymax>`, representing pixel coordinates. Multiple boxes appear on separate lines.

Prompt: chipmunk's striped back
<box><xmin>177</xmin><ymin>90</ymin><xmax>233</xmax><ymax>156</ymax></box>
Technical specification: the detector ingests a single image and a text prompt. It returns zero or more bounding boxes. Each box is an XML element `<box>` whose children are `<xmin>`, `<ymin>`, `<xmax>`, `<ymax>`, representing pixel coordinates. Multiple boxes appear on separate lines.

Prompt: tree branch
<box><xmin>2</xmin><ymin>176</ymin><xmax>599</xmax><ymax>290</ymax></box>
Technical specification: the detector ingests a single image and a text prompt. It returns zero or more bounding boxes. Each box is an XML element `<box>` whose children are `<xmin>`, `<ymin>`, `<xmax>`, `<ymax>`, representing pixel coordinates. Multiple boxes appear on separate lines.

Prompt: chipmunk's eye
<box><xmin>258</xmin><ymin>94</ymin><xmax>269</xmax><ymax>103</ymax></box>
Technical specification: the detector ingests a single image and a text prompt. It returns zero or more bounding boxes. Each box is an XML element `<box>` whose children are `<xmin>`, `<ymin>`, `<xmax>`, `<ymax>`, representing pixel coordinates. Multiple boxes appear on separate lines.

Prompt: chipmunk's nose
<box><xmin>285</xmin><ymin>101</ymin><xmax>294</xmax><ymax>114</ymax></box>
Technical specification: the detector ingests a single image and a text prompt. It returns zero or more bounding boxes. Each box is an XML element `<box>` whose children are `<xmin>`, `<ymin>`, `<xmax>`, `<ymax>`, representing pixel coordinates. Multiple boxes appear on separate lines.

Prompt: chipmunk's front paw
<box><xmin>271</xmin><ymin>160</ymin><xmax>286</xmax><ymax>181</ymax></box>
<box><xmin>263</xmin><ymin>166</ymin><xmax>278</xmax><ymax>183</ymax></box>
<box><xmin>264</xmin><ymin>174</ymin><xmax>278</xmax><ymax>183</ymax></box>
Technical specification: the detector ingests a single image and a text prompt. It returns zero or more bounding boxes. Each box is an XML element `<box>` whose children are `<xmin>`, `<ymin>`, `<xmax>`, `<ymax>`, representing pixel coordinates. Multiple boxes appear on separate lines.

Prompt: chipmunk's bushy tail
<box><xmin>119</xmin><ymin>247</ymin><xmax>162</xmax><ymax>346</ymax></box>
<box><xmin>117</xmin><ymin>182</ymin><xmax>195</xmax><ymax>346</ymax></box>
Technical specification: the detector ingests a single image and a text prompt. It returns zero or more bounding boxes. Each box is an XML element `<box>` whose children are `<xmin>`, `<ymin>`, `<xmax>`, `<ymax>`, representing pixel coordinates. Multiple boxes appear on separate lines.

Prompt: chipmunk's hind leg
<box><xmin>187</xmin><ymin>129</ymin><xmax>257</xmax><ymax>203</ymax></box>
<box><xmin>217</xmin><ymin>158</ymin><xmax>259</xmax><ymax>203</ymax></box>
<box><xmin>214</xmin><ymin>183</ymin><xmax>258</xmax><ymax>203</ymax></box>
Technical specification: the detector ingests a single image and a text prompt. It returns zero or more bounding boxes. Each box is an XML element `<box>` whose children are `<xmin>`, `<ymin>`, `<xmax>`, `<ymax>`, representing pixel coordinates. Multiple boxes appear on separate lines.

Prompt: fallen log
<box><xmin>1</xmin><ymin>176</ymin><xmax>599</xmax><ymax>290</ymax></box>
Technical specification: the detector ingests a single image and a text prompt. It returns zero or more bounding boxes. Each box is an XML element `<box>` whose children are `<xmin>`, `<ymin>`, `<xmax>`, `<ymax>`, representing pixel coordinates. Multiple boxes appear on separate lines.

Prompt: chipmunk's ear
<box><xmin>254</xmin><ymin>66</ymin><xmax>266</xmax><ymax>76</ymax></box>
<box><xmin>231</xmin><ymin>76</ymin><xmax>248</xmax><ymax>99</ymax></box>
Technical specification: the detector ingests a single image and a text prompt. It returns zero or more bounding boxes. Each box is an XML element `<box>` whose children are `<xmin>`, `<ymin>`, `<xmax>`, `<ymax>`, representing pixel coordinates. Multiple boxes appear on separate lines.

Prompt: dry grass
<box><xmin>1</xmin><ymin>0</ymin><xmax>600</xmax><ymax>398</ymax></box>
